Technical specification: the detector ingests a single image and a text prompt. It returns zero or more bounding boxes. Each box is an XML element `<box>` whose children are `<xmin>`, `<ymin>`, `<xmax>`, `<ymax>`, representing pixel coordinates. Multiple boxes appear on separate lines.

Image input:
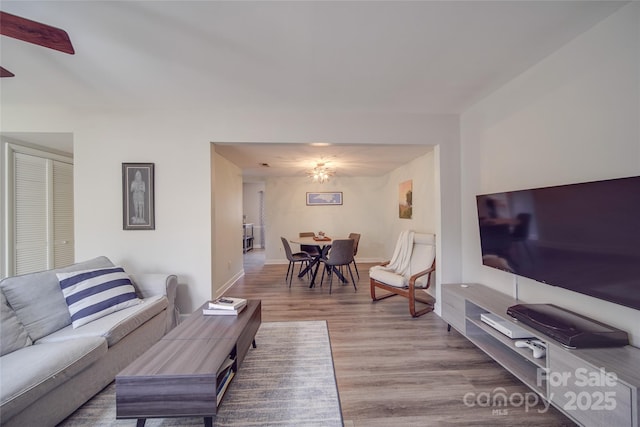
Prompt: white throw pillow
<box><xmin>57</xmin><ymin>266</ymin><xmax>141</xmax><ymax>328</ymax></box>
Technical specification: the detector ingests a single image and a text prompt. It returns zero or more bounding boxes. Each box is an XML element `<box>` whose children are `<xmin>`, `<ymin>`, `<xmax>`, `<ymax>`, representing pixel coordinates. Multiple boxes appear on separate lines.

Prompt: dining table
<box><xmin>289</xmin><ymin>236</ymin><xmax>346</xmax><ymax>288</ymax></box>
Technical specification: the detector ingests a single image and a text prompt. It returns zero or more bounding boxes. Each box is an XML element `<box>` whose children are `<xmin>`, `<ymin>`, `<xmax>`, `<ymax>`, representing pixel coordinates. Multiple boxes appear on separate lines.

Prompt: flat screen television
<box><xmin>476</xmin><ymin>175</ymin><xmax>640</xmax><ymax>311</ymax></box>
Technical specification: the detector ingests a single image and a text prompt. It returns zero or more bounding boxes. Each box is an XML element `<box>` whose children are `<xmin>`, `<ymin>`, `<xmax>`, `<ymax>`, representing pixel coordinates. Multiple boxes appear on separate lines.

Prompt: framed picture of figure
<box><xmin>122</xmin><ymin>163</ymin><xmax>155</xmax><ymax>230</ymax></box>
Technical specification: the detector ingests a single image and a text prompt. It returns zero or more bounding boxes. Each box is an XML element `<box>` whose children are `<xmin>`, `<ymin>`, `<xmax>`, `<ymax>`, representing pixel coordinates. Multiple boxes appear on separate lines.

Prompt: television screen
<box><xmin>476</xmin><ymin>176</ymin><xmax>640</xmax><ymax>311</ymax></box>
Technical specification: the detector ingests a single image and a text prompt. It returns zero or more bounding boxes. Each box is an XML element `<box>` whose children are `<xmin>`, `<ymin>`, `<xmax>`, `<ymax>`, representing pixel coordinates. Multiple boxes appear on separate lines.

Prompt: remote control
<box><xmin>514</xmin><ymin>339</ymin><xmax>546</xmax><ymax>358</ymax></box>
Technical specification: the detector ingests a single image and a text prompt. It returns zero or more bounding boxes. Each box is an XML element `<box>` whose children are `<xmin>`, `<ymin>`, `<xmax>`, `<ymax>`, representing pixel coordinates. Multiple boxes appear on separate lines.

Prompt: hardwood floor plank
<box><xmin>229</xmin><ymin>250</ymin><xmax>576</xmax><ymax>426</ymax></box>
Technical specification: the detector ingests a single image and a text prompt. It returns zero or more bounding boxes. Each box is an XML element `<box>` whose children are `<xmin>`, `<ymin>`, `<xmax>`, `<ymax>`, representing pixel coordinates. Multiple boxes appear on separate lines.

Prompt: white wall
<box><xmin>460</xmin><ymin>3</ymin><xmax>640</xmax><ymax>344</ymax></box>
<box><xmin>75</xmin><ymin>112</ymin><xmax>215</xmax><ymax>316</ymax></box>
<box><xmin>212</xmin><ymin>151</ymin><xmax>244</xmax><ymax>302</ymax></box>
<box><xmin>384</xmin><ymin>150</ymin><xmax>437</xmax><ymax>253</ymax></box>
<box><xmin>262</xmin><ymin>150</ymin><xmax>436</xmax><ymax>265</ymax></box>
<box><xmin>264</xmin><ymin>175</ymin><xmax>388</xmax><ymax>263</ymax></box>
<box><xmin>1</xmin><ymin>106</ymin><xmax>458</xmax><ymax>315</ymax></box>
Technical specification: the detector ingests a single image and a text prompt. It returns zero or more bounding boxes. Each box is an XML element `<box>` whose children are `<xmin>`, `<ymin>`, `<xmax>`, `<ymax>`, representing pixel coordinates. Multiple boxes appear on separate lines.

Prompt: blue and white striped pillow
<box><xmin>57</xmin><ymin>267</ymin><xmax>141</xmax><ymax>328</ymax></box>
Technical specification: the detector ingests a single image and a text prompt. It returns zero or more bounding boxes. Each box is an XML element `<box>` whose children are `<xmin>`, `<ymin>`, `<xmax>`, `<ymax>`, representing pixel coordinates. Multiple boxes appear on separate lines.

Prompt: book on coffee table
<box><xmin>203</xmin><ymin>303</ymin><xmax>247</xmax><ymax>316</ymax></box>
<box><xmin>208</xmin><ymin>297</ymin><xmax>247</xmax><ymax>311</ymax></box>
<box><xmin>216</xmin><ymin>355</ymin><xmax>236</xmax><ymax>403</ymax></box>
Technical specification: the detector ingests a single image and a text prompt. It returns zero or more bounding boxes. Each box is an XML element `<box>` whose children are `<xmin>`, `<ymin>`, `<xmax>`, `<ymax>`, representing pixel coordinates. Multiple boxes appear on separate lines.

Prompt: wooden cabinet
<box><xmin>442</xmin><ymin>283</ymin><xmax>640</xmax><ymax>427</ymax></box>
<box><xmin>242</xmin><ymin>223</ymin><xmax>254</xmax><ymax>253</ymax></box>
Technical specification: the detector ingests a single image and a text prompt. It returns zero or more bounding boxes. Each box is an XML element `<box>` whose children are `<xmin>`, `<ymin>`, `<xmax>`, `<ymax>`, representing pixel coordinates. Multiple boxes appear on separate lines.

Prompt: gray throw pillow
<box><xmin>0</xmin><ymin>292</ymin><xmax>32</xmax><ymax>356</ymax></box>
<box><xmin>0</xmin><ymin>256</ymin><xmax>114</xmax><ymax>341</ymax></box>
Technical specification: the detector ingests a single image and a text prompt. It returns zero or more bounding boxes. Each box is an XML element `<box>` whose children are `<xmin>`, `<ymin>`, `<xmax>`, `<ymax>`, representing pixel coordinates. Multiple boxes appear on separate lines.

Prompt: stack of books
<box><xmin>215</xmin><ymin>355</ymin><xmax>236</xmax><ymax>404</ymax></box>
<box><xmin>203</xmin><ymin>297</ymin><xmax>247</xmax><ymax>316</ymax></box>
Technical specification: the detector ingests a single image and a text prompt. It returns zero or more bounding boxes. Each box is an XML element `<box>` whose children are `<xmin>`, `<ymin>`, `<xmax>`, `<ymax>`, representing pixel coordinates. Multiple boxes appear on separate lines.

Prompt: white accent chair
<box><xmin>369</xmin><ymin>232</ymin><xmax>436</xmax><ymax>317</ymax></box>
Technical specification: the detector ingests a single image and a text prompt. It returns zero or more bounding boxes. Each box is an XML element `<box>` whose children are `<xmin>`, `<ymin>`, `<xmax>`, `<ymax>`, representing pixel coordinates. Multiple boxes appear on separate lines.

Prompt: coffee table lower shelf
<box><xmin>115</xmin><ymin>300</ymin><xmax>261</xmax><ymax>426</ymax></box>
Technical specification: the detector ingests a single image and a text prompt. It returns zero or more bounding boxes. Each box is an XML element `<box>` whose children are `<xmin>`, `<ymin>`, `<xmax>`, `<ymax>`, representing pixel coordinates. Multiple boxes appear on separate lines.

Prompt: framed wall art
<box><xmin>122</xmin><ymin>163</ymin><xmax>155</xmax><ymax>230</ymax></box>
<box><xmin>399</xmin><ymin>179</ymin><xmax>412</xmax><ymax>219</ymax></box>
<box><xmin>306</xmin><ymin>192</ymin><xmax>343</xmax><ymax>206</ymax></box>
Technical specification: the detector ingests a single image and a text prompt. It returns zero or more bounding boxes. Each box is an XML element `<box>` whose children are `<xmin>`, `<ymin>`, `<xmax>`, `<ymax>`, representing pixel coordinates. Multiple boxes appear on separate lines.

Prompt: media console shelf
<box><xmin>441</xmin><ymin>283</ymin><xmax>640</xmax><ymax>427</ymax></box>
<box><xmin>243</xmin><ymin>223</ymin><xmax>254</xmax><ymax>253</ymax></box>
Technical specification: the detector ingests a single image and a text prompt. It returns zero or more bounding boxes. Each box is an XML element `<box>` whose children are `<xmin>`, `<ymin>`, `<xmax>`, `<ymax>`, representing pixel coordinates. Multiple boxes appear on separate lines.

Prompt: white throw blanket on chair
<box><xmin>383</xmin><ymin>230</ymin><xmax>415</xmax><ymax>277</ymax></box>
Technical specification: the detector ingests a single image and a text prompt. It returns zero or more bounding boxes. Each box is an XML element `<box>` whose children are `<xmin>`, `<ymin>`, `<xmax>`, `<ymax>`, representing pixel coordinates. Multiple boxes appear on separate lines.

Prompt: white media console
<box><xmin>441</xmin><ymin>283</ymin><xmax>640</xmax><ymax>427</ymax></box>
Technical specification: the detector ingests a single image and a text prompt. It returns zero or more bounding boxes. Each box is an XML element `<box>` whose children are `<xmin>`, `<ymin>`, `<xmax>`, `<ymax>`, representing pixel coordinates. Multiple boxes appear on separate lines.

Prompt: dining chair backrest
<box><xmin>281</xmin><ymin>237</ymin><xmax>296</xmax><ymax>261</ymax></box>
<box><xmin>348</xmin><ymin>233</ymin><xmax>361</xmax><ymax>256</ymax></box>
<box><xmin>299</xmin><ymin>232</ymin><xmax>320</xmax><ymax>256</ymax></box>
<box><xmin>325</xmin><ymin>239</ymin><xmax>355</xmax><ymax>266</ymax></box>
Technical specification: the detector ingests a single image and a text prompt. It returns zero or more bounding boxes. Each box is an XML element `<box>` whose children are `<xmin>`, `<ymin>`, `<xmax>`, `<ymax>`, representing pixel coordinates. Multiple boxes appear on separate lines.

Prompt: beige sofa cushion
<box><xmin>37</xmin><ymin>295</ymin><xmax>167</xmax><ymax>347</ymax></box>
<box><xmin>0</xmin><ymin>337</ymin><xmax>107</xmax><ymax>421</ymax></box>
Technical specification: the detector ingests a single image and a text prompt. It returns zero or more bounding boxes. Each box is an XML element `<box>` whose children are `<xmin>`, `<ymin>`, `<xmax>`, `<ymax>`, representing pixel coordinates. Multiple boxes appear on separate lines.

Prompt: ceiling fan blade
<box><xmin>0</xmin><ymin>11</ymin><xmax>74</xmax><ymax>54</ymax></box>
<box><xmin>1</xmin><ymin>66</ymin><xmax>15</xmax><ymax>77</ymax></box>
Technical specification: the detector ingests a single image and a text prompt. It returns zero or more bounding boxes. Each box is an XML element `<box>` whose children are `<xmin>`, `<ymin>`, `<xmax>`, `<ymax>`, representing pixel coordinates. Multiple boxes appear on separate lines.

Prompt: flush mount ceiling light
<box><xmin>307</xmin><ymin>162</ymin><xmax>335</xmax><ymax>184</ymax></box>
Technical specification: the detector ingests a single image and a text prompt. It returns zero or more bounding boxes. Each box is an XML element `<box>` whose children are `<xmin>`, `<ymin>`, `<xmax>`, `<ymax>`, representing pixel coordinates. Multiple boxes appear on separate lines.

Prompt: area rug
<box><xmin>58</xmin><ymin>321</ymin><xmax>343</xmax><ymax>426</ymax></box>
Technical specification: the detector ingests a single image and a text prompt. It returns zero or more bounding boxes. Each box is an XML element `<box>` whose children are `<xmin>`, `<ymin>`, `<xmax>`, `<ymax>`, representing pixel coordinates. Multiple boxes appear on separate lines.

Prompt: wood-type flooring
<box><xmin>230</xmin><ymin>250</ymin><xmax>576</xmax><ymax>426</ymax></box>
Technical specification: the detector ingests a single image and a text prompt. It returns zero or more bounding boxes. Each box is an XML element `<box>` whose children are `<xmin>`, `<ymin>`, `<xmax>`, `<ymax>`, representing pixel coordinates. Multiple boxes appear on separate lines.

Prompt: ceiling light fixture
<box><xmin>307</xmin><ymin>162</ymin><xmax>335</xmax><ymax>184</ymax></box>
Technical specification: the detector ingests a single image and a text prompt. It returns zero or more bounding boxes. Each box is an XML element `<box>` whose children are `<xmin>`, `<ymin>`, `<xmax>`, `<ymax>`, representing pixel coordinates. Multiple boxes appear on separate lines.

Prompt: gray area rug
<box><xmin>58</xmin><ymin>321</ymin><xmax>343</xmax><ymax>426</ymax></box>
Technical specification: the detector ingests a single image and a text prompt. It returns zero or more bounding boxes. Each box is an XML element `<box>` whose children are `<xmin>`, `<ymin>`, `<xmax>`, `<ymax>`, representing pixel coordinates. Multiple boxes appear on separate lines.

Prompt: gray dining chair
<box><xmin>281</xmin><ymin>237</ymin><xmax>313</xmax><ymax>287</ymax></box>
<box><xmin>320</xmin><ymin>238</ymin><xmax>356</xmax><ymax>294</ymax></box>
<box><xmin>348</xmin><ymin>232</ymin><xmax>361</xmax><ymax>279</ymax></box>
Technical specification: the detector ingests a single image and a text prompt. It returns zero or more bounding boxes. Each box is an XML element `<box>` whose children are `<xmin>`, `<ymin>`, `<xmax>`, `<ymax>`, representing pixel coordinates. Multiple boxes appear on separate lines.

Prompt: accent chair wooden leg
<box><xmin>409</xmin><ymin>286</ymin><xmax>434</xmax><ymax>317</ymax></box>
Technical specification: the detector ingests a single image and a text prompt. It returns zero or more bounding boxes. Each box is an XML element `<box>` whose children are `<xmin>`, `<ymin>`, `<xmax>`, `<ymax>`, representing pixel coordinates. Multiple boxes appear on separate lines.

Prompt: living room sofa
<box><xmin>0</xmin><ymin>256</ymin><xmax>178</xmax><ymax>427</ymax></box>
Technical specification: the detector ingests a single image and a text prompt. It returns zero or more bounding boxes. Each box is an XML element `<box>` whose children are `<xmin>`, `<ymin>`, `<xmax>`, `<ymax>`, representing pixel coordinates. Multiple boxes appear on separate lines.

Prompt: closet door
<box><xmin>8</xmin><ymin>147</ymin><xmax>74</xmax><ymax>276</ymax></box>
<box><xmin>13</xmin><ymin>152</ymin><xmax>49</xmax><ymax>274</ymax></box>
<box><xmin>52</xmin><ymin>160</ymin><xmax>74</xmax><ymax>268</ymax></box>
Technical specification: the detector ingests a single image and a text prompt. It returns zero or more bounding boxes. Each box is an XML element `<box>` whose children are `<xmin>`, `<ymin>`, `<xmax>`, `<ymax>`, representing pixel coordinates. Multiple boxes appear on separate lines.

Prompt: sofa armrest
<box><xmin>130</xmin><ymin>274</ymin><xmax>175</xmax><ymax>298</ymax></box>
<box><xmin>130</xmin><ymin>274</ymin><xmax>178</xmax><ymax>332</ymax></box>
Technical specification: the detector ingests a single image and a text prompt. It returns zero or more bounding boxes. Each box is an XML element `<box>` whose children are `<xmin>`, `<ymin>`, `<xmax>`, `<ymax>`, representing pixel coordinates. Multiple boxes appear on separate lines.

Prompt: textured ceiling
<box><xmin>0</xmin><ymin>1</ymin><xmax>627</xmax><ymax>176</ymax></box>
<box><xmin>214</xmin><ymin>143</ymin><xmax>434</xmax><ymax>178</ymax></box>
<box><xmin>0</xmin><ymin>1</ymin><xmax>626</xmax><ymax>113</ymax></box>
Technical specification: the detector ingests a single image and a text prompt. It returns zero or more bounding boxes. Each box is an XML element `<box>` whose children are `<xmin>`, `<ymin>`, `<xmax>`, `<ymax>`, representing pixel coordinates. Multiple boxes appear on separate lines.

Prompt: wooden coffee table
<box><xmin>116</xmin><ymin>300</ymin><xmax>261</xmax><ymax>427</ymax></box>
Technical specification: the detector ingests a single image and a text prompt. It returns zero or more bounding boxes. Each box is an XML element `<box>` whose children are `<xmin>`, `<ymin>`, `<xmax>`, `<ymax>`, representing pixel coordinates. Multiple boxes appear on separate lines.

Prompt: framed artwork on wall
<box><xmin>306</xmin><ymin>192</ymin><xmax>343</xmax><ymax>206</ymax></box>
<box><xmin>399</xmin><ymin>179</ymin><xmax>412</xmax><ymax>219</ymax></box>
<box><xmin>122</xmin><ymin>163</ymin><xmax>155</xmax><ymax>230</ymax></box>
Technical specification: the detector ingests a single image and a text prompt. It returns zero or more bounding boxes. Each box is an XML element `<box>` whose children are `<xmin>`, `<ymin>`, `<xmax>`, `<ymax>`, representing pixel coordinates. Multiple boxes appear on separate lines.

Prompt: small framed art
<box><xmin>399</xmin><ymin>179</ymin><xmax>412</xmax><ymax>219</ymax></box>
<box><xmin>306</xmin><ymin>192</ymin><xmax>343</xmax><ymax>206</ymax></box>
<box><xmin>122</xmin><ymin>163</ymin><xmax>155</xmax><ymax>230</ymax></box>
